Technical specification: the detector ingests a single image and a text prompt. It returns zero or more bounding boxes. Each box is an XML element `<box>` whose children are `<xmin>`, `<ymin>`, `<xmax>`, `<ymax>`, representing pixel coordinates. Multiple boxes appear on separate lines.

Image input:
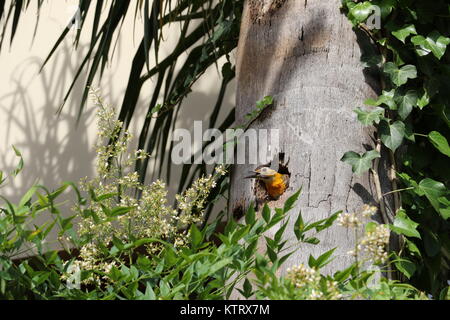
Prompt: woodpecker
<box><xmin>245</xmin><ymin>166</ymin><xmax>290</xmax><ymax>200</ymax></box>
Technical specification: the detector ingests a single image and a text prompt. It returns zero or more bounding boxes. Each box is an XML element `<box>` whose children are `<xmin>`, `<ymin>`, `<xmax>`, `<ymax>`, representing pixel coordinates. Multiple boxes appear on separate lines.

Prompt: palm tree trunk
<box><xmin>230</xmin><ymin>0</ymin><xmax>394</xmax><ymax>275</ymax></box>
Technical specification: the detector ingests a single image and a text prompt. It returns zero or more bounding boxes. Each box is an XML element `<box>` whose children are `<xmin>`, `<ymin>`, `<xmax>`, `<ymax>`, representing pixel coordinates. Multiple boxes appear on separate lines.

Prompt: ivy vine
<box><xmin>341</xmin><ymin>0</ymin><xmax>450</xmax><ymax>297</ymax></box>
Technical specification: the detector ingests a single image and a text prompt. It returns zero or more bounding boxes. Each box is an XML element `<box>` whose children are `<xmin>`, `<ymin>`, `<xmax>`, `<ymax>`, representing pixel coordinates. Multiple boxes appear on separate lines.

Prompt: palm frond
<box><xmin>0</xmin><ymin>0</ymin><xmax>244</xmax><ymax>211</ymax></box>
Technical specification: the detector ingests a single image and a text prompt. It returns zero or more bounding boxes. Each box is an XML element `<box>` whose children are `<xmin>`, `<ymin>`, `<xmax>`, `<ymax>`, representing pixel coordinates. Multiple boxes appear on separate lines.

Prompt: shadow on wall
<box><xmin>0</xmin><ymin>40</ymin><xmax>97</xmax><ymax>203</ymax></box>
<box><xmin>0</xmin><ymin>36</ymin><xmax>236</xmax><ymax>209</ymax></box>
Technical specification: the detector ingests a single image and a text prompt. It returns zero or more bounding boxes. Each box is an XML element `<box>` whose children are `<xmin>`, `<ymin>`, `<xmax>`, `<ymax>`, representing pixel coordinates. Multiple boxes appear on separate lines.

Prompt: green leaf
<box><xmin>143</xmin><ymin>284</ymin><xmax>156</xmax><ymax>300</ymax></box>
<box><xmin>304</xmin><ymin>237</ymin><xmax>320</xmax><ymax>244</ymax></box>
<box><xmin>257</xmin><ymin>96</ymin><xmax>273</xmax><ymax>108</ymax></box>
<box><xmin>395</xmin><ymin>90</ymin><xmax>418</xmax><ymax>120</ymax></box>
<box><xmin>424</xmin><ymin>230</ymin><xmax>441</xmax><ymax>257</ymax></box>
<box><xmin>348</xmin><ymin>1</ymin><xmax>374</xmax><ymax>25</ymax></box>
<box><xmin>112</xmin><ymin>235</ymin><xmax>124</xmax><ymax>251</ymax></box>
<box><xmin>209</xmin><ymin>258</ymin><xmax>232</xmax><ymax>274</ymax></box>
<box><xmin>266</xmin><ymin>244</ymin><xmax>277</xmax><ymax>263</ymax></box>
<box><xmin>438</xmin><ymin>197</ymin><xmax>450</xmax><ymax>220</ymax></box>
<box><xmin>283</xmin><ymin>189</ymin><xmax>301</xmax><ymax>213</ymax></box>
<box><xmin>392</xmin><ymin>24</ymin><xmax>417</xmax><ymax>43</ymax></box>
<box><xmin>96</xmin><ymin>192</ymin><xmax>118</xmax><ymax>202</ymax></box>
<box><xmin>389</xmin><ymin>209</ymin><xmax>421</xmax><ymax>238</ymax></box>
<box><xmin>262</xmin><ymin>204</ymin><xmax>271</xmax><ymax>223</ymax></box>
<box><xmin>159</xmin><ymin>280</ymin><xmax>170</xmax><ymax>297</ymax></box>
<box><xmin>12</xmin><ymin>145</ymin><xmax>24</xmax><ymax>177</ymax></box>
<box><xmin>110</xmin><ymin>206</ymin><xmax>134</xmax><ymax>217</ymax></box>
<box><xmin>294</xmin><ymin>211</ymin><xmax>305</xmax><ymax>240</ymax></box>
<box><xmin>428</xmin><ymin>131</ymin><xmax>450</xmax><ymax>157</ymax></box>
<box><xmin>274</xmin><ymin>220</ymin><xmax>289</xmax><ymax>243</ymax></box>
<box><xmin>60</xmin><ymin>215</ymin><xmax>76</xmax><ymax>233</ymax></box>
<box><xmin>379</xmin><ymin>120</ymin><xmax>405</xmax><ymax>152</ymax></box>
<box><xmin>340</xmin><ymin>150</ymin><xmax>380</xmax><ymax>175</ymax></box>
<box><xmin>308</xmin><ymin>248</ymin><xmax>336</xmax><ymax>269</ymax></box>
<box><xmin>383</xmin><ymin>63</ymin><xmax>417</xmax><ymax>86</ymax></box>
<box><xmin>375</xmin><ymin>89</ymin><xmax>397</xmax><ymax>110</ymax></box>
<box><xmin>365</xmin><ymin>221</ymin><xmax>378</xmax><ymax>233</ymax></box>
<box><xmin>190</xmin><ymin>224</ymin><xmax>203</xmax><ymax>249</ymax></box>
<box><xmin>354</xmin><ymin>107</ymin><xmax>385</xmax><ymax>125</ymax></box>
<box><xmin>241</xmin><ymin>278</ymin><xmax>253</xmax><ymax>298</ymax></box>
<box><xmin>394</xmin><ymin>257</ymin><xmax>416</xmax><ymax>279</ymax></box>
<box><xmin>404</xmin><ymin>238</ymin><xmax>421</xmax><ymax>257</ymax></box>
<box><xmin>150</xmin><ymin>104</ymin><xmax>162</xmax><ymax>114</ymax></box>
<box><xmin>334</xmin><ymin>264</ymin><xmax>355</xmax><ymax>282</ymax></box>
<box><xmin>411</xmin><ymin>31</ymin><xmax>450</xmax><ymax>60</ymax></box>
<box><xmin>417</xmin><ymin>178</ymin><xmax>447</xmax><ymax>215</ymax></box>
<box><xmin>245</xmin><ymin>205</ymin><xmax>255</xmax><ymax>225</ymax></box>
<box><xmin>231</xmin><ymin>225</ymin><xmax>250</xmax><ymax>243</ymax></box>
<box><xmin>18</xmin><ymin>186</ymin><xmax>38</xmax><ymax>208</ymax></box>
<box><xmin>417</xmin><ymin>90</ymin><xmax>430</xmax><ymax>109</ymax></box>
<box><xmin>32</xmin><ymin>271</ymin><xmax>50</xmax><ymax>286</ymax></box>
<box><xmin>308</xmin><ymin>211</ymin><xmax>340</xmax><ymax>232</ymax></box>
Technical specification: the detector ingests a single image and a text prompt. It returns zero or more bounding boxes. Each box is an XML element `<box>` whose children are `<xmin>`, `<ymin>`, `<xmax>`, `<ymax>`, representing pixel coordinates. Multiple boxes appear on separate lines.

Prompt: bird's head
<box><xmin>244</xmin><ymin>166</ymin><xmax>278</xmax><ymax>182</ymax></box>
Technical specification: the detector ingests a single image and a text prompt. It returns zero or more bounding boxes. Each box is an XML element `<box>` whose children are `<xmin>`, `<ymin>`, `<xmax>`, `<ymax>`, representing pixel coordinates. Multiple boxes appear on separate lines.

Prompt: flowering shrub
<box><xmin>64</xmin><ymin>89</ymin><xmax>226</xmax><ymax>285</ymax></box>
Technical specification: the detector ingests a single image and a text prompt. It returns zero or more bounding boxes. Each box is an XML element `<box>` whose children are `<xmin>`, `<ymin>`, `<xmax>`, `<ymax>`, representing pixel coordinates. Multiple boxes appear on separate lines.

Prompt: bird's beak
<box><xmin>244</xmin><ymin>171</ymin><xmax>259</xmax><ymax>179</ymax></box>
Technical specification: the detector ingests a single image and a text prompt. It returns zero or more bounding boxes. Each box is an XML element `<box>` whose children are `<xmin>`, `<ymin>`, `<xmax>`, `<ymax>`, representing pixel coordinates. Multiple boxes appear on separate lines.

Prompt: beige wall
<box><xmin>0</xmin><ymin>1</ymin><xmax>235</xmax><ymax>203</ymax></box>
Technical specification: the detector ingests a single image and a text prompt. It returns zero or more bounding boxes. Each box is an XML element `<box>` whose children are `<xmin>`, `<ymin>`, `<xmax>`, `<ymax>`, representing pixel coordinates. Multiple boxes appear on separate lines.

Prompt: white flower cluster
<box><xmin>338</xmin><ymin>205</ymin><xmax>390</xmax><ymax>265</ymax></box>
<box><xmin>286</xmin><ymin>264</ymin><xmax>342</xmax><ymax>300</ymax></box>
<box><xmin>287</xmin><ymin>264</ymin><xmax>321</xmax><ymax>289</ymax></box>
<box><xmin>359</xmin><ymin>224</ymin><xmax>390</xmax><ymax>264</ymax></box>
<box><xmin>360</xmin><ymin>204</ymin><xmax>378</xmax><ymax>218</ymax></box>
<box><xmin>337</xmin><ymin>212</ymin><xmax>362</xmax><ymax>228</ymax></box>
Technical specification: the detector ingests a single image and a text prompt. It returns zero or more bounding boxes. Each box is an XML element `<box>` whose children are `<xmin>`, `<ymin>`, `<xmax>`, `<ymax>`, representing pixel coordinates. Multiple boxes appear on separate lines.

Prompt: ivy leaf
<box><xmin>424</xmin><ymin>230</ymin><xmax>440</xmax><ymax>257</ymax></box>
<box><xmin>395</xmin><ymin>90</ymin><xmax>418</xmax><ymax>120</ymax></box>
<box><xmin>428</xmin><ymin>131</ymin><xmax>450</xmax><ymax>157</ymax></box>
<box><xmin>389</xmin><ymin>209</ymin><xmax>421</xmax><ymax>238</ymax></box>
<box><xmin>354</xmin><ymin>107</ymin><xmax>385</xmax><ymax>125</ymax></box>
<box><xmin>417</xmin><ymin>178</ymin><xmax>447</xmax><ymax>215</ymax></box>
<box><xmin>405</xmin><ymin>238</ymin><xmax>421</xmax><ymax>257</ymax></box>
<box><xmin>375</xmin><ymin>0</ymin><xmax>396</xmax><ymax>18</ymax></box>
<box><xmin>394</xmin><ymin>257</ymin><xmax>417</xmax><ymax>279</ymax></box>
<box><xmin>400</xmin><ymin>123</ymin><xmax>413</xmax><ymax>144</ymax></box>
<box><xmin>411</xmin><ymin>31</ymin><xmax>450</xmax><ymax>60</ymax></box>
<box><xmin>366</xmin><ymin>90</ymin><xmax>396</xmax><ymax>109</ymax></box>
<box><xmin>340</xmin><ymin>150</ymin><xmax>380</xmax><ymax>176</ymax></box>
<box><xmin>417</xmin><ymin>90</ymin><xmax>430</xmax><ymax>109</ymax></box>
<box><xmin>437</xmin><ymin>197</ymin><xmax>450</xmax><ymax>220</ymax></box>
<box><xmin>348</xmin><ymin>1</ymin><xmax>374</xmax><ymax>25</ymax></box>
<box><xmin>397</xmin><ymin>173</ymin><xmax>420</xmax><ymax>194</ymax></box>
<box><xmin>377</xmin><ymin>89</ymin><xmax>397</xmax><ymax>109</ymax></box>
<box><xmin>383</xmin><ymin>63</ymin><xmax>417</xmax><ymax>86</ymax></box>
<box><xmin>379</xmin><ymin>120</ymin><xmax>405</xmax><ymax>152</ymax></box>
<box><xmin>392</xmin><ymin>24</ymin><xmax>417</xmax><ymax>43</ymax></box>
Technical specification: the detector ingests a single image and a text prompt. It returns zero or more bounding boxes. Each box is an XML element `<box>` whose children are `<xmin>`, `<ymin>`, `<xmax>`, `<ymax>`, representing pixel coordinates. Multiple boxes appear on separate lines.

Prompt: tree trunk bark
<box><xmin>230</xmin><ymin>0</ymin><xmax>394</xmax><ymax>277</ymax></box>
